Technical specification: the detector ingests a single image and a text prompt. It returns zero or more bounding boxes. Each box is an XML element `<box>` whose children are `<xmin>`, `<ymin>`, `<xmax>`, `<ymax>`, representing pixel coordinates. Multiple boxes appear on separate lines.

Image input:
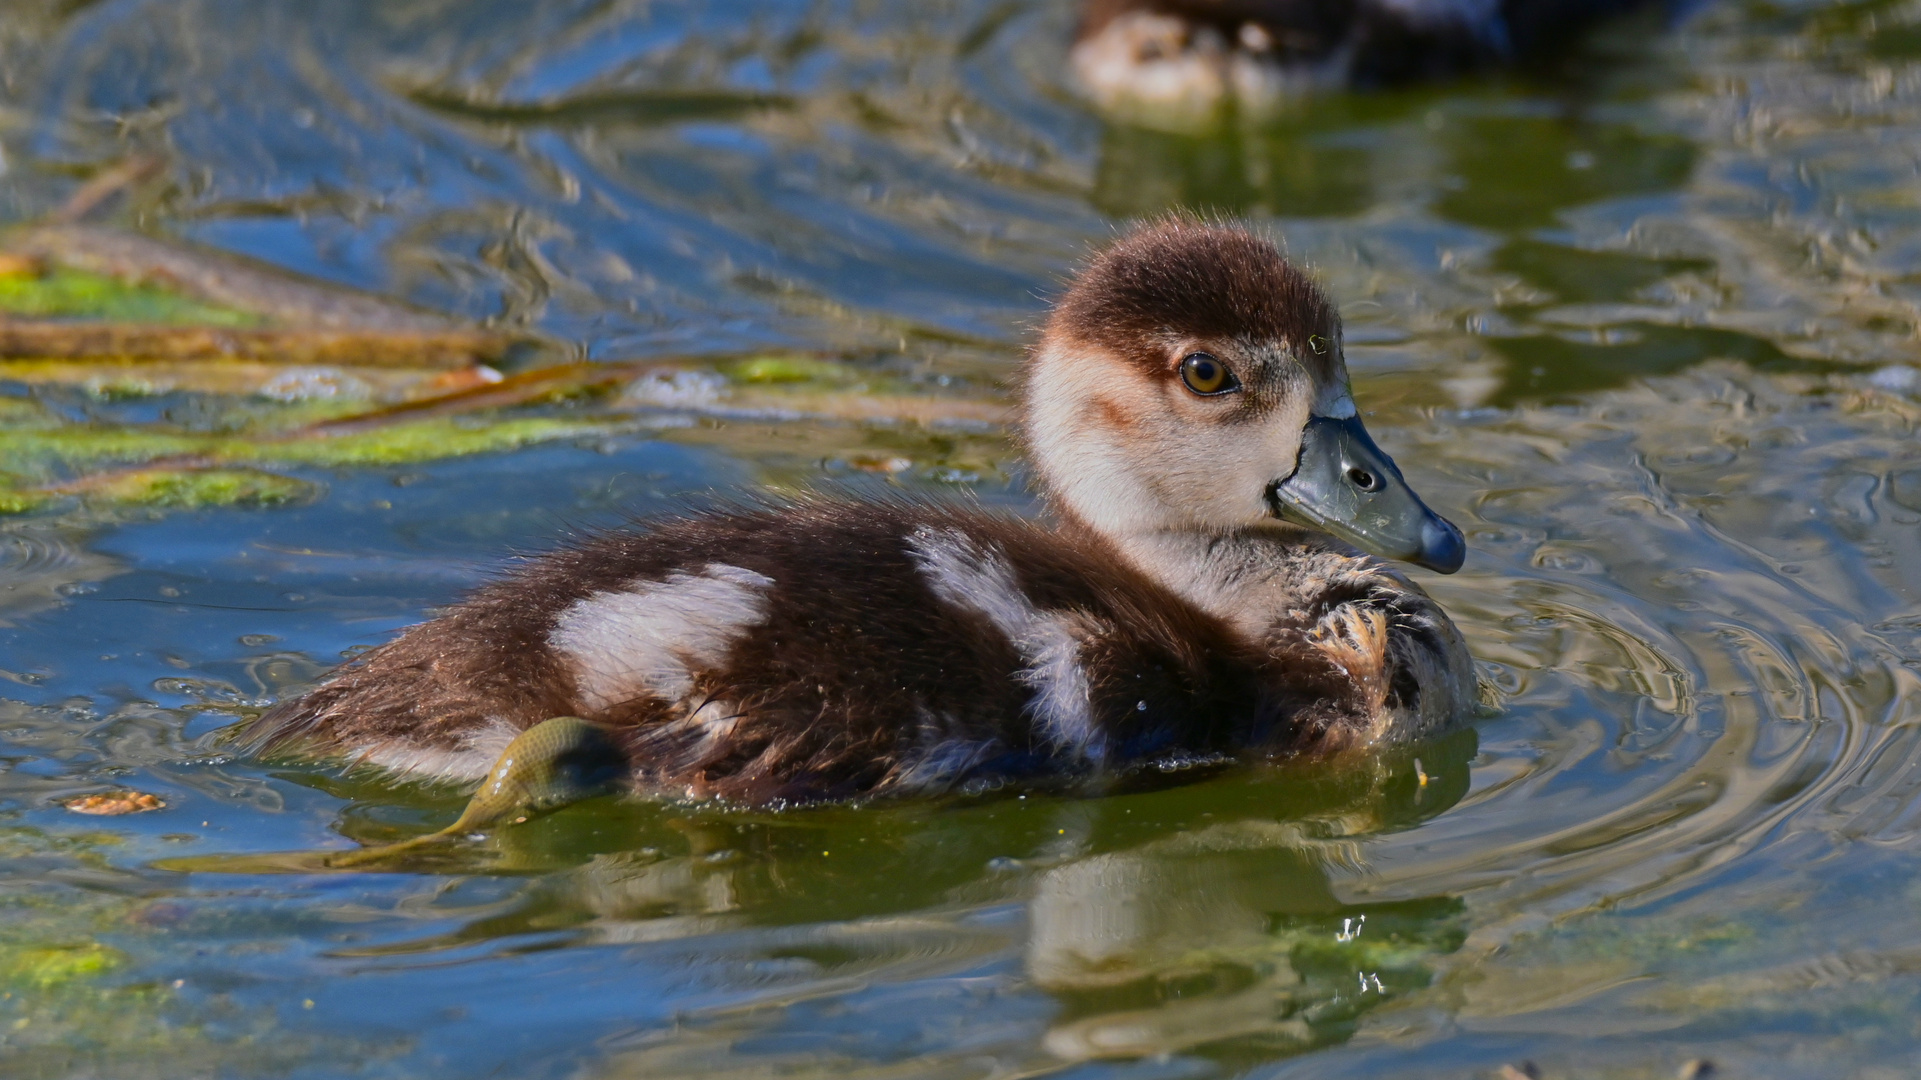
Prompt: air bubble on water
<box><xmin>260</xmin><ymin>367</ymin><xmax>372</xmax><ymax>402</ymax></box>
<box><xmin>1868</xmin><ymin>365</ymin><xmax>1919</xmax><ymax>394</ymax></box>
<box><xmin>620</xmin><ymin>369</ymin><xmax>726</xmax><ymax>408</ymax></box>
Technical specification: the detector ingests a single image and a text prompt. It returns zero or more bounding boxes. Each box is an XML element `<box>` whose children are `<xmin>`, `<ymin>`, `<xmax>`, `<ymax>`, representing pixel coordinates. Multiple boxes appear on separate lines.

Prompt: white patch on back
<box><xmin>549</xmin><ymin>563</ymin><xmax>774</xmax><ymax>712</ymax></box>
<box><xmin>907</xmin><ymin>528</ymin><xmax>1105</xmax><ymax>764</ymax></box>
<box><xmin>351</xmin><ymin>717</ymin><xmax>519</xmax><ymax>783</ymax></box>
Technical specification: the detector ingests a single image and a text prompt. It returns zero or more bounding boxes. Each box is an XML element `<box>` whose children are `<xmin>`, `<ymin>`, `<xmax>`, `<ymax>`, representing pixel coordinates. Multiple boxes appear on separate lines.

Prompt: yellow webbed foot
<box><xmin>327</xmin><ymin>716</ymin><xmax>625</xmax><ymax>868</ymax></box>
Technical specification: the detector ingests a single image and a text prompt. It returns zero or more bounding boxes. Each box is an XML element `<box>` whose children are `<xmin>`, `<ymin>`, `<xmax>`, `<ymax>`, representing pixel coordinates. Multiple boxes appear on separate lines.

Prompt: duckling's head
<box><xmin>1025</xmin><ymin>219</ymin><xmax>1464</xmax><ymax>573</ymax></box>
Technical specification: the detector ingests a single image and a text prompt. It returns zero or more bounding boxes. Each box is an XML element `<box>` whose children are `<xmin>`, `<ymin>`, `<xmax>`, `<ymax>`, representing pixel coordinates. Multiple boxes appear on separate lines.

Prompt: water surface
<box><xmin>4</xmin><ymin>0</ymin><xmax>1921</xmax><ymax>1077</ymax></box>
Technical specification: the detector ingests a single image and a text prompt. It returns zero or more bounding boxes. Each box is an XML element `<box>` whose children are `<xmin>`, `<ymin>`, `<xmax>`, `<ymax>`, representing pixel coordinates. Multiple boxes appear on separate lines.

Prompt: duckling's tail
<box><xmin>232</xmin><ymin>681</ymin><xmax>343</xmax><ymax>757</ymax></box>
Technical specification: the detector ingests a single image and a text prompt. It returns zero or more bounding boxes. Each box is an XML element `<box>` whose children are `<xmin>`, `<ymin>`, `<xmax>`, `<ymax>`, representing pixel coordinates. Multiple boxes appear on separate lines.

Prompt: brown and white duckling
<box><xmin>1073</xmin><ymin>0</ymin><xmax>1664</xmax><ymax>128</ymax></box>
<box><xmin>243</xmin><ymin>219</ymin><xmax>1473</xmax><ymax>808</ymax></box>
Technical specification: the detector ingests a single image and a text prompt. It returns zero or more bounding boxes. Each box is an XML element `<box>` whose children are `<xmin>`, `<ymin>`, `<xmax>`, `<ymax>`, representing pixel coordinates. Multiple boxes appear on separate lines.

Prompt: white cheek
<box><xmin>1164</xmin><ymin>398</ymin><xmax>1314</xmax><ymax>527</ymax></box>
<box><xmin>1026</xmin><ymin>345</ymin><xmax>1178</xmax><ymax>535</ymax></box>
<box><xmin>1151</xmin><ymin>421</ymin><xmax>1274</xmax><ymax>524</ymax></box>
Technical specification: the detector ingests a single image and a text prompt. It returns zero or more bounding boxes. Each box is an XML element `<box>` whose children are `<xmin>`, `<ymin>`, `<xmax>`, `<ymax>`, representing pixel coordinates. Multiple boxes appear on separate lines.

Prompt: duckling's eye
<box><xmin>1178</xmin><ymin>353</ymin><xmax>1238</xmax><ymax>396</ymax></box>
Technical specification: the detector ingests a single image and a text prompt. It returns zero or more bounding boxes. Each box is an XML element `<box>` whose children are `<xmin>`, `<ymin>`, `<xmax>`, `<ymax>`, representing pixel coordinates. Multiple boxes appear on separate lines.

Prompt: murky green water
<box><xmin>4</xmin><ymin>0</ymin><xmax>1921</xmax><ymax>1076</ymax></box>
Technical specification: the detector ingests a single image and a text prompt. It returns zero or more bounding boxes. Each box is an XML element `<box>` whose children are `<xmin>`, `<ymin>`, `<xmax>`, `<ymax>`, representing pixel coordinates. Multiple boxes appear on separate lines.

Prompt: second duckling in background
<box><xmin>1073</xmin><ymin>0</ymin><xmax>1669</xmax><ymax>129</ymax></box>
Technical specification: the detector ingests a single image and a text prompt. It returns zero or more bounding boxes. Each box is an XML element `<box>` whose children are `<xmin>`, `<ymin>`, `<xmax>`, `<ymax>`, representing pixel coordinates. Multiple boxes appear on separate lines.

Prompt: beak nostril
<box><xmin>1346</xmin><ymin>466</ymin><xmax>1381</xmax><ymax>492</ymax></box>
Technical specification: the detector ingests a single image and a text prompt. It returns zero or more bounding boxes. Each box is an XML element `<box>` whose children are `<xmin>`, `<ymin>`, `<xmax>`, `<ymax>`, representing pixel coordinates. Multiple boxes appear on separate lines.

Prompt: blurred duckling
<box><xmin>243</xmin><ymin>219</ymin><xmax>1472</xmax><ymax>809</ymax></box>
<box><xmin>1073</xmin><ymin>0</ymin><xmax>1663</xmax><ymax>128</ymax></box>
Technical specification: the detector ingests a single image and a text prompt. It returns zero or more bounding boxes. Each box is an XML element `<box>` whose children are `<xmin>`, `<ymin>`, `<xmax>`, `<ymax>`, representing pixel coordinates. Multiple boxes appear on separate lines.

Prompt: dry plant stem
<box><xmin>49</xmin><ymin>155</ymin><xmax>170</xmax><ymax>225</ymax></box>
<box><xmin>0</xmin><ymin>321</ymin><xmax>506</xmax><ymax>368</ymax></box>
<box><xmin>8</xmin><ymin>223</ymin><xmax>482</xmax><ymax>334</ymax></box>
<box><xmin>37</xmin><ymin>456</ymin><xmax>221</xmax><ymax>496</ymax></box>
<box><xmin>724</xmin><ymin>389</ymin><xmax>1008</xmax><ymax>426</ymax></box>
<box><xmin>0</xmin><ymin>358</ymin><xmax>493</xmax><ymax>398</ymax></box>
<box><xmin>302</xmin><ymin>362</ymin><xmax>1010</xmax><ymax>434</ymax></box>
<box><xmin>303</xmin><ymin>362</ymin><xmax>635</xmax><ymax>434</ymax></box>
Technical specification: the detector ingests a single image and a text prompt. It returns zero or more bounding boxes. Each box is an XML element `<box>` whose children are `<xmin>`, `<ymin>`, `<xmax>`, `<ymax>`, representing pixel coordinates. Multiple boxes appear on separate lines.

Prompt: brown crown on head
<box><xmin>1045</xmin><ymin>218</ymin><xmax>1339</xmax><ymax>375</ymax></box>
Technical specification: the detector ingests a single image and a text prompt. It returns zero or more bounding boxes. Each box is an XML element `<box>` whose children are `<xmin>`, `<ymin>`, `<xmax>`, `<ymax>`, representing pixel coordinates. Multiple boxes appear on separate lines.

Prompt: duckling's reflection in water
<box><xmin>1030</xmin><ymin>827</ymin><xmax>1343</xmax><ymax>1058</ymax></box>
<box><xmin>401</xmin><ymin>732</ymin><xmax>1474</xmax><ymax>1069</ymax></box>
<box><xmin>1026</xmin><ymin>741</ymin><xmax>1472</xmax><ymax>1059</ymax></box>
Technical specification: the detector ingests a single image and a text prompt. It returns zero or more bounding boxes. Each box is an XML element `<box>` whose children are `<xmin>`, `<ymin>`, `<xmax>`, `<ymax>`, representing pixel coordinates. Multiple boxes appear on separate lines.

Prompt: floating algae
<box><xmin>0</xmin><ymin>184</ymin><xmax>1011</xmax><ymax>519</ymax></box>
<box><xmin>2</xmin><ymin>943</ymin><xmax>125</xmax><ymax>988</ymax></box>
<box><xmin>6</xmin><ymin>223</ymin><xmax>500</xmax><ymax>335</ymax></box>
<box><xmin>0</xmin><ymin>219</ymin><xmax>549</xmax><ymax>513</ymax></box>
<box><xmin>725</xmin><ymin>354</ymin><xmax>864</xmax><ymax>385</ymax></box>
<box><xmin>0</xmin><ymin>385</ymin><xmax>613</xmax><ymax>513</ymax></box>
<box><xmin>0</xmin><ymin>203</ymin><xmax>1010</xmax><ymax>521</ymax></box>
<box><xmin>0</xmin><ymin>267</ymin><xmax>257</xmax><ymax>327</ymax></box>
<box><xmin>0</xmin><ymin>822</ymin><xmax>365</xmax><ymax>1078</ymax></box>
<box><xmin>0</xmin><ymin>342</ymin><xmax>1011</xmax><ymax>515</ymax></box>
<box><xmin>0</xmin><ymin>224</ymin><xmax>522</xmax><ymax>367</ymax></box>
<box><xmin>44</xmin><ymin>469</ymin><xmax>316</xmax><ymax>512</ymax></box>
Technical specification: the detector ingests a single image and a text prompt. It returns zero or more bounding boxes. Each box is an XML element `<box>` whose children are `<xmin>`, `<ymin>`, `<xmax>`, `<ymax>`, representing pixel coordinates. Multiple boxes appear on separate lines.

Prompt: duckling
<box><xmin>242</xmin><ymin>219</ymin><xmax>1473</xmax><ymax>807</ymax></box>
<box><xmin>1073</xmin><ymin>0</ymin><xmax>1661</xmax><ymax>128</ymax></box>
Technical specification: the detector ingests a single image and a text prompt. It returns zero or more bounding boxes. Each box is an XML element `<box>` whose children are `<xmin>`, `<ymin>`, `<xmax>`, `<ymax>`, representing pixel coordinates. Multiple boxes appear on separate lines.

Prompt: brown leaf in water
<box><xmin>0</xmin><ymin>357</ymin><xmax>481</xmax><ymax>400</ymax></box>
<box><xmin>720</xmin><ymin>387</ymin><xmax>1009</xmax><ymax>427</ymax></box>
<box><xmin>65</xmin><ymin>791</ymin><xmax>166</xmax><ymax>815</ymax></box>
<box><xmin>0</xmin><ymin>252</ymin><xmax>46</xmax><ymax>278</ymax></box>
<box><xmin>415</xmin><ymin>365</ymin><xmax>506</xmax><ymax>396</ymax></box>
<box><xmin>0</xmin><ymin>320</ymin><xmax>508</xmax><ymax>368</ymax></box>
<box><xmin>846</xmin><ymin>454</ymin><xmax>914</xmax><ymax>474</ymax></box>
<box><xmin>299</xmin><ymin>362</ymin><xmax>633</xmax><ymax>434</ymax></box>
<box><xmin>296</xmin><ymin>361</ymin><xmax>1011</xmax><ymax>436</ymax></box>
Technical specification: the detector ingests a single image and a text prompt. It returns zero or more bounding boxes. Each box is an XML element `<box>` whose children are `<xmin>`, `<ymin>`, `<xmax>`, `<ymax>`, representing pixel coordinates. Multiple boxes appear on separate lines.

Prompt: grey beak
<box><xmin>1268</xmin><ymin>415</ymin><xmax>1466</xmax><ymax>573</ymax></box>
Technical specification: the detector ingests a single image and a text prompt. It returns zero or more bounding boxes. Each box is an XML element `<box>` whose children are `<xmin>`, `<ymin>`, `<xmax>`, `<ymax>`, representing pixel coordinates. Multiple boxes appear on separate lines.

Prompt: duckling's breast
<box><xmin>1254</xmin><ymin>554</ymin><xmax>1476</xmax><ymax>751</ymax></box>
